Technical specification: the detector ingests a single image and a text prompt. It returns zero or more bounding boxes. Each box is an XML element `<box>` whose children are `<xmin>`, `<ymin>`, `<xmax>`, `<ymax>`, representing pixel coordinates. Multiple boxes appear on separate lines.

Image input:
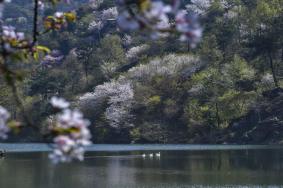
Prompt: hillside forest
<box><xmin>1</xmin><ymin>0</ymin><xmax>283</xmax><ymax>144</ymax></box>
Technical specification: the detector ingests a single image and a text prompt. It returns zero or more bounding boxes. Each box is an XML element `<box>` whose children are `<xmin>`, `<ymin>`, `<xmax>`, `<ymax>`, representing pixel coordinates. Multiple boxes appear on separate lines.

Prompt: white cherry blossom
<box><xmin>54</xmin><ymin>12</ymin><xmax>64</xmax><ymax>19</ymax></box>
<box><xmin>49</xmin><ymin>97</ymin><xmax>92</xmax><ymax>163</ymax></box>
<box><xmin>117</xmin><ymin>11</ymin><xmax>140</xmax><ymax>31</ymax></box>
<box><xmin>50</xmin><ymin>96</ymin><xmax>70</xmax><ymax>109</ymax></box>
<box><xmin>116</xmin><ymin>0</ymin><xmax>202</xmax><ymax>47</ymax></box>
<box><xmin>175</xmin><ymin>10</ymin><xmax>202</xmax><ymax>46</ymax></box>
<box><xmin>0</xmin><ymin>106</ymin><xmax>10</xmax><ymax>140</ymax></box>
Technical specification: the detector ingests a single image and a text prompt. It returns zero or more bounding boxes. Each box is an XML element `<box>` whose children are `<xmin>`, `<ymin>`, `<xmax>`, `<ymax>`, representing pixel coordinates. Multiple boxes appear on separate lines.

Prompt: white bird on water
<box><xmin>142</xmin><ymin>153</ymin><xmax>160</xmax><ymax>159</ymax></box>
<box><xmin>155</xmin><ymin>152</ymin><xmax>161</xmax><ymax>157</ymax></box>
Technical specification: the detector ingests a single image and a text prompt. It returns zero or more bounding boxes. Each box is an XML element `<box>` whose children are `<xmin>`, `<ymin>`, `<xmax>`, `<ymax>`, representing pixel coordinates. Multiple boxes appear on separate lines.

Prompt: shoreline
<box><xmin>1</xmin><ymin>143</ymin><xmax>283</xmax><ymax>153</ymax></box>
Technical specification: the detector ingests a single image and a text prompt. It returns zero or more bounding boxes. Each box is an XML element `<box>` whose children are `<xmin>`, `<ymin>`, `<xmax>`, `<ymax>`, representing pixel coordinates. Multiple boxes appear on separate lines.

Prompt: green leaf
<box><xmin>35</xmin><ymin>45</ymin><xmax>51</xmax><ymax>54</ymax></box>
<box><xmin>64</xmin><ymin>12</ymin><xmax>76</xmax><ymax>22</ymax></box>
<box><xmin>33</xmin><ymin>51</ymin><xmax>39</xmax><ymax>61</ymax></box>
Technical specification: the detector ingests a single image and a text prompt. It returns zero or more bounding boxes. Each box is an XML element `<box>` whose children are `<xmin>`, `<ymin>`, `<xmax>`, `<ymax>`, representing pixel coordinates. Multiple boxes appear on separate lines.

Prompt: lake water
<box><xmin>1</xmin><ymin>144</ymin><xmax>283</xmax><ymax>188</ymax></box>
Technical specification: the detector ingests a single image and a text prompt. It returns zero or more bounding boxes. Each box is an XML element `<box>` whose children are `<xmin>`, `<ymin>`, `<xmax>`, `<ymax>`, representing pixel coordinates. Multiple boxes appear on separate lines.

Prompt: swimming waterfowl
<box><xmin>155</xmin><ymin>152</ymin><xmax>161</xmax><ymax>157</ymax></box>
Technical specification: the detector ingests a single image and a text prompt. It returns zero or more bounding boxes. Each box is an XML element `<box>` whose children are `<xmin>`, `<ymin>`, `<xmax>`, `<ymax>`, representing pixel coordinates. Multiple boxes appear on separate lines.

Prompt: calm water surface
<box><xmin>0</xmin><ymin>144</ymin><xmax>283</xmax><ymax>188</ymax></box>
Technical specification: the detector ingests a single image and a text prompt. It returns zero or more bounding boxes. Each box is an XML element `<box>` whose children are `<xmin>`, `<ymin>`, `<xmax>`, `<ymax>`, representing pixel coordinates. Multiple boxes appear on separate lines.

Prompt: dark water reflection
<box><xmin>1</xmin><ymin>149</ymin><xmax>283</xmax><ymax>188</ymax></box>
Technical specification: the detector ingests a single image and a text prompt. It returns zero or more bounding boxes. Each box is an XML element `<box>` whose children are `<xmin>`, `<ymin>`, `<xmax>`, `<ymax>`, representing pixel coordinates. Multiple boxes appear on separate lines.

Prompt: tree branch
<box><xmin>32</xmin><ymin>0</ymin><xmax>39</xmax><ymax>46</ymax></box>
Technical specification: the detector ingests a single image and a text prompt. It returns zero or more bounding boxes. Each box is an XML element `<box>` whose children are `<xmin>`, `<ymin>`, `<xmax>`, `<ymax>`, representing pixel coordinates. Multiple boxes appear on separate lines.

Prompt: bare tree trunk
<box><xmin>187</xmin><ymin>41</ymin><xmax>191</xmax><ymax>52</ymax></box>
<box><xmin>84</xmin><ymin>61</ymin><xmax>89</xmax><ymax>86</ymax></box>
<box><xmin>268</xmin><ymin>52</ymin><xmax>279</xmax><ymax>88</ymax></box>
<box><xmin>215</xmin><ymin>102</ymin><xmax>221</xmax><ymax>129</ymax></box>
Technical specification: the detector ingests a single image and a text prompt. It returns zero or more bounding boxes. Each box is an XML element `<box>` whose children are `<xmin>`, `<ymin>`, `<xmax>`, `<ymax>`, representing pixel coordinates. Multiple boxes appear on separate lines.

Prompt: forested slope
<box><xmin>1</xmin><ymin>0</ymin><xmax>282</xmax><ymax>143</ymax></box>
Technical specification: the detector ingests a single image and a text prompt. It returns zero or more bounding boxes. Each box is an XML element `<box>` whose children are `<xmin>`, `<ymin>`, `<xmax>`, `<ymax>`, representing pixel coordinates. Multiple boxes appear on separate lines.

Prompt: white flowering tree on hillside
<box><xmin>78</xmin><ymin>54</ymin><xmax>200</xmax><ymax>131</ymax></box>
<box><xmin>79</xmin><ymin>77</ymin><xmax>134</xmax><ymax>129</ymax></box>
<box><xmin>125</xmin><ymin>44</ymin><xmax>149</xmax><ymax>61</ymax></box>
<box><xmin>186</xmin><ymin>0</ymin><xmax>211</xmax><ymax>15</ymax></box>
<box><xmin>127</xmin><ymin>54</ymin><xmax>201</xmax><ymax>82</ymax></box>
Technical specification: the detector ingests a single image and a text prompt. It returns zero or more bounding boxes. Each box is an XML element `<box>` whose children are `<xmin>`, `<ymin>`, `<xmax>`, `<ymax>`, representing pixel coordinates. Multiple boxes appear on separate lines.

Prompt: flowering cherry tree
<box><xmin>79</xmin><ymin>78</ymin><xmax>134</xmax><ymax>128</ymax></box>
